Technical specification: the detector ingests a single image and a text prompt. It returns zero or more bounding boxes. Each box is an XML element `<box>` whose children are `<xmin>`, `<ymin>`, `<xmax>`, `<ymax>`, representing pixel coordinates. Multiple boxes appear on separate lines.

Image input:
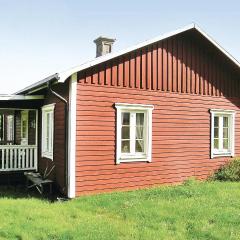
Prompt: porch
<box><xmin>0</xmin><ymin>104</ymin><xmax>40</xmax><ymax>172</ymax></box>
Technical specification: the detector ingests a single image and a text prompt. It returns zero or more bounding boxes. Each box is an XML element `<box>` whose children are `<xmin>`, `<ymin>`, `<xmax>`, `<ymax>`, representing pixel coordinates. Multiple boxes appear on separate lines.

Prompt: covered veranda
<box><xmin>0</xmin><ymin>94</ymin><xmax>44</xmax><ymax>172</ymax></box>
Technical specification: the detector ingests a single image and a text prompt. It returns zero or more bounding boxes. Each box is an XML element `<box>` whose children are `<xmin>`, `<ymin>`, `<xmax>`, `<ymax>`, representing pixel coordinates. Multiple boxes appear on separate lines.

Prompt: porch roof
<box><xmin>0</xmin><ymin>94</ymin><xmax>44</xmax><ymax>101</ymax></box>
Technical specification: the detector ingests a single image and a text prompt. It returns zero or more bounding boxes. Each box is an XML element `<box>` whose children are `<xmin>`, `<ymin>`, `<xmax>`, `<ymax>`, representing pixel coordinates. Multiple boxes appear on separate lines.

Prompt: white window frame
<box><xmin>210</xmin><ymin>109</ymin><xmax>235</xmax><ymax>159</ymax></box>
<box><xmin>21</xmin><ymin>110</ymin><xmax>29</xmax><ymax>145</ymax></box>
<box><xmin>41</xmin><ymin>104</ymin><xmax>55</xmax><ymax>160</ymax></box>
<box><xmin>6</xmin><ymin>115</ymin><xmax>14</xmax><ymax>142</ymax></box>
<box><xmin>115</xmin><ymin>103</ymin><xmax>154</xmax><ymax>164</ymax></box>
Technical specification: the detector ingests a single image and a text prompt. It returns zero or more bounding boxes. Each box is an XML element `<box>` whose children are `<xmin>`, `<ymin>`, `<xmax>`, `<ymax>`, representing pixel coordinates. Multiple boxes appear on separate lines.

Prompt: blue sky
<box><xmin>0</xmin><ymin>0</ymin><xmax>239</xmax><ymax>93</ymax></box>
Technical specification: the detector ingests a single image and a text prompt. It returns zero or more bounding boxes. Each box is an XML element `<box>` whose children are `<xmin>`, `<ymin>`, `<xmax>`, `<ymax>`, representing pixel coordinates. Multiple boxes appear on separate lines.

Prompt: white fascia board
<box><xmin>194</xmin><ymin>24</ymin><xmax>240</xmax><ymax>69</ymax></box>
<box><xmin>0</xmin><ymin>95</ymin><xmax>44</xmax><ymax>100</ymax></box>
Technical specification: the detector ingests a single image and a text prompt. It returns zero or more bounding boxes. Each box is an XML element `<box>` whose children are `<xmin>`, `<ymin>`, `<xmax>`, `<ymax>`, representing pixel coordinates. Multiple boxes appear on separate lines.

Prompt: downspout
<box><xmin>47</xmin><ymin>82</ymin><xmax>69</xmax><ymax>195</ymax></box>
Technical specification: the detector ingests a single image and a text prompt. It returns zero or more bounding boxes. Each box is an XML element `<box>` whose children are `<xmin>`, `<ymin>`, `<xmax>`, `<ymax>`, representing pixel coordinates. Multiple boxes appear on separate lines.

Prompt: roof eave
<box><xmin>15</xmin><ymin>23</ymin><xmax>240</xmax><ymax>95</ymax></box>
<box><xmin>15</xmin><ymin>73</ymin><xmax>59</xmax><ymax>95</ymax></box>
<box><xmin>0</xmin><ymin>94</ymin><xmax>44</xmax><ymax>100</ymax></box>
<box><xmin>58</xmin><ymin>23</ymin><xmax>196</xmax><ymax>83</ymax></box>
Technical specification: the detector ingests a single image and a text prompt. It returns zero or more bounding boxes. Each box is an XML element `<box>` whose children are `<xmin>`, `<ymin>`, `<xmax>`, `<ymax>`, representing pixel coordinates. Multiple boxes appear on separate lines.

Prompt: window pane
<box><xmin>122</xmin><ymin>112</ymin><xmax>130</xmax><ymax>125</ymax></box>
<box><xmin>136</xmin><ymin>113</ymin><xmax>144</xmax><ymax>125</ymax></box>
<box><xmin>214</xmin><ymin>139</ymin><xmax>219</xmax><ymax>149</ymax></box>
<box><xmin>223</xmin><ymin>117</ymin><xmax>228</xmax><ymax>127</ymax></box>
<box><xmin>214</xmin><ymin>117</ymin><xmax>219</xmax><ymax>127</ymax></box>
<box><xmin>136</xmin><ymin>140</ymin><xmax>144</xmax><ymax>152</ymax></box>
<box><xmin>136</xmin><ymin>126</ymin><xmax>144</xmax><ymax>139</ymax></box>
<box><xmin>214</xmin><ymin>128</ymin><xmax>219</xmax><ymax>138</ymax></box>
<box><xmin>121</xmin><ymin>140</ymin><xmax>130</xmax><ymax>153</ymax></box>
<box><xmin>22</xmin><ymin>121</ymin><xmax>27</xmax><ymax>138</ymax></box>
<box><xmin>121</xmin><ymin>126</ymin><xmax>130</xmax><ymax>139</ymax></box>
<box><xmin>223</xmin><ymin>139</ymin><xmax>229</xmax><ymax>149</ymax></box>
<box><xmin>223</xmin><ymin>128</ymin><xmax>228</xmax><ymax>138</ymax></box>
<box><xmin>46</xmin><ymin>113</ymin><xmax>50</xmax><ymax>151</ymax></box>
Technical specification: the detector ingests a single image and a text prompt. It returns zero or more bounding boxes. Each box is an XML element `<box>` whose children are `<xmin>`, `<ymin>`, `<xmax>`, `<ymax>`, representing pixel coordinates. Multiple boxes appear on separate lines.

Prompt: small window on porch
<box><xmin>0</xmin><ymin>109</ymin><xmax>38</xmax><ymax>171</ymax></box>
<box><xmin>41</xmin><ymin>104</ymin><xmax>55</xmax><ymax>160</ymax></box>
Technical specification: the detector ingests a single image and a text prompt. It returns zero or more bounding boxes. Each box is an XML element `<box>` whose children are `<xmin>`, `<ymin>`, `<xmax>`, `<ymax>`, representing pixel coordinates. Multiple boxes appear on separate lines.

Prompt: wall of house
<box><xmin>75</xmin><ymin>30</ymin><xmax>240</xmax><ymax>196</ymax></box>
<box><xmin>38</xmin><ymin>82</ymin><xmax>69</xmax><ymax>194</ymax></box>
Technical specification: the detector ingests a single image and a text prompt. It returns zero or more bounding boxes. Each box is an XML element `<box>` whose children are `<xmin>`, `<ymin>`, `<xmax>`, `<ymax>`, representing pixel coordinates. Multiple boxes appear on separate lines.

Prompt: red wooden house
<box><xmin>1</xmin><ymin>24</ymin><xmax>240</xmax><ymax>198</ymax></box>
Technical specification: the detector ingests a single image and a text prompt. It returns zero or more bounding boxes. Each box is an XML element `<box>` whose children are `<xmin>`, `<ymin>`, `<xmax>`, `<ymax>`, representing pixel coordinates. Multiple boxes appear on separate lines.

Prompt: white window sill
<box><xmin>211</xmin><ymin>152</ymin><xmax>233</xmax><ymax>158</ymax></box>
<box><xmin>42</xmin><ymin>152</ymin><xmax>53</xmax><ymax>160</ymax></box>
<box><xmin>117</xmin><ymin>157</ymin><xmax>151</xmax><ymax>164</ymax></box>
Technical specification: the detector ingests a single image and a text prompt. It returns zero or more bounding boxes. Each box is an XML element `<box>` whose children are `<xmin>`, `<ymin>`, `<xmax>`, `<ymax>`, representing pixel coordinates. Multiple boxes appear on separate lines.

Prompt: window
<box><xmin>42</xmin><ymin>104</ymin><xmax>55</xmax><ymax>160</ymax></box>
<box><xmin>6</xmin><ymin>115</ymin><xmax>14</xmax><ymax>142</ymax></box>
<box><xmin>210</xmin><ymin>109</ymin><xmax>235</xmax><ymax>158</ymax></box>
<box><xmin>0</xmin><ymin>114</ymin><xmax>3</xmax><ymax>141</ymax></box>
<box><xmin>115</xmin><ymin>103</ymin><xmax>154</xmax><ymax>164</ymax></box>
<box><xmin>21</xmin><ymin>111</ymin><xmax>28</xmax><ymax>145</ymax></box>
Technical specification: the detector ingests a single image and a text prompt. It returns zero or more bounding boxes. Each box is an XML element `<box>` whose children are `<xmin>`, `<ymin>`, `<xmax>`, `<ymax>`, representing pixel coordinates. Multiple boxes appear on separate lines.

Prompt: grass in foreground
<box><xmin>0</xmin><ymin>180</ymin><xmax>240</xmax><ymax>240</ymax></box>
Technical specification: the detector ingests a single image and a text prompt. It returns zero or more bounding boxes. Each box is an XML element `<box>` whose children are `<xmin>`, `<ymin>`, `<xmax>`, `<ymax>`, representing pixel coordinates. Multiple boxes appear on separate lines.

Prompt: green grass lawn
<box><xmin>0</xmin><ymin>180</ymin><xmax>240</xmax><ymax>240</ymax></box>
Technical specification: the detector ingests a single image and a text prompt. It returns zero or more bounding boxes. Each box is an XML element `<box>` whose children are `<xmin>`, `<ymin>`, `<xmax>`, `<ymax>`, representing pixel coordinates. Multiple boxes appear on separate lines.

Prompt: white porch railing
<box><xmin>0</xmin><ymin>145</ymin><xmax>37</xmax><ymax>171</ymax></box>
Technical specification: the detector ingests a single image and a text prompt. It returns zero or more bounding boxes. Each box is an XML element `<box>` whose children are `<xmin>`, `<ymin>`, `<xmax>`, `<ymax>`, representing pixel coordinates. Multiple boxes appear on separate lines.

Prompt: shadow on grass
<box><xmin>0</xmin><ymin>184</ymin><xmax>65</xmax><ymax>202</ymax></box>
<box><xmin>0</xmin><ymin>172</ymin><xmax>66</xmax><ymax>202</ymax></box>
<box><xmin>0</xmin><ymin>184</ymin><xmax>45</xmax><ymax>199</ymax></box>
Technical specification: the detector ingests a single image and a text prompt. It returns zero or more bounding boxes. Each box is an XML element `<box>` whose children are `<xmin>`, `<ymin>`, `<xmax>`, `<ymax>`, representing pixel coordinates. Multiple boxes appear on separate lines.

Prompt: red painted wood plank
<box><xmin>186</xmin><ymin>39</ymin><xmax>191</xmax><ymax>93</ymax></box>
<box><xmin>92</xmin><ymin>70</ymin><xmax>98</xmax><ymax>85</ymax></box>
<box><xmin>162</xmin><ymin>40</ymin><xmax>168</xmax><ymax>91</ymax></box>
<box><xmin>99</xmin><ymin>65</ymin><xmax>105</xmax><ymax>85</ymax></box>
<box><xmin>177</xmin><ymin>37</ymin><xmax>182</xmax><ymax>93</ymax></box>
<box><xmin>141</xmin><ymin>48</ymin><xmax>147</xmax><ymax>89</ymax></box>
<box><xmin>168</xmin><ymin>38</ymin><xmax>173</xmax><ymax>92</ymax></box>
<box><xmin>135</xmin><ymin>51</ymin><xmax>141</xmax><ymax>89</ymax></box>
<box><xmin>111</xmin><ymin>61</ymin><xmax>117</xmax><ymax>86</ymax></box>
<box><xmin>191</xmin><ymin>40</ymin><xmax>195</xmax><ymax>94</ymax></box>
<box><xmin>172</xmin><ymin>37</ymin><xmax>177</xmax><ymax>92</ymax></box>
<box><xmin>118</xmin><ymin>58</ymin><xmax>123</xmax><ymax>87</ymax></box>
<box><xmin>182</xmin><ymin>38</ymin><xmax>187</xmax><ymax>93</ymax></box>
<box><xmin>124</xmin><ymin>55</ymin><xmax>130</xmax><ymax>87</ymax></box>
<box><xmin>157</xmin><ymin>42</ymin><xmax>163</xmax><ymax>91</ymax></box>
<box><xmin>130</xmin><ymin>52</ymin><xmax>135</xmax><ymax>88</ymax></box>
<box><xmin>105</xmin><ymin>62</ymin><xmax>111</xmax><ymax>86</ymax></box>
<box><xmin>152</xmin><ymin>44</ymin><xmax>157</xmax><ymax>90</ymax></box>
<box><xmin>147</xmin><ymin>46</ymin><xmax>152</xmax><ymax>89</ymax></box>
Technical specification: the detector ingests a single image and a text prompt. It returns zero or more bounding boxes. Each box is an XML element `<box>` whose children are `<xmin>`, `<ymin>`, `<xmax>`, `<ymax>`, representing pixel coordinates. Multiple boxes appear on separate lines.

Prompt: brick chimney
<box><xmin>94</xmin><ymin>36</ymin><xmax>116</xmax><ymax>57</ymax></box>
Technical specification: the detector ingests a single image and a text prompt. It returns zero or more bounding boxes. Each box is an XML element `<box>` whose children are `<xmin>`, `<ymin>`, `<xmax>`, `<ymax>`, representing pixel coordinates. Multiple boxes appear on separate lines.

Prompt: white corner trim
<box><xmin>68</xmin><ymin>73</ymin><xmax>77</xmax><ymax>198</ymax></box>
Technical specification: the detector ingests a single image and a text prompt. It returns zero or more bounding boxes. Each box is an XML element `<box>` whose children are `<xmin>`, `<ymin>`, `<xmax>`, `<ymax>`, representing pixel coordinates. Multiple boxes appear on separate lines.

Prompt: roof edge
<box><xmin>15</xmin><ymin>73</ymin><xmax>59</xmax><ymax>95</ymax></box>
<box><xmin>0</xmin><ymin>94</ymin><xmax>44</xmax><ymax>100</ymax></box>
<box><xmin>15</xmin><ymin>23</ymin><xmax>240</xmax><ymax>95</ymax></box>
<box><xmin>58</xmin><ymin>23</ymin><xmax>196</xmax><ymax>83</ymax></box>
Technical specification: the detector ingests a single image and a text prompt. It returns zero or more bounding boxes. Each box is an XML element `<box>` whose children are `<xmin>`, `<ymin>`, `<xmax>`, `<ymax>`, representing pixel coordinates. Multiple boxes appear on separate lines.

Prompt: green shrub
<box><xmin>211</xmin><ymin>158</ymin><xmax>240</xmax><ymax>181</ymax></box>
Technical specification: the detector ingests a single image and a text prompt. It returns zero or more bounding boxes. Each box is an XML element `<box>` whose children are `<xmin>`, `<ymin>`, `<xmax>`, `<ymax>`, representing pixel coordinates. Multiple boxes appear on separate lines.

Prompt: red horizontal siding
<box><xmin>75</xmin><ymin>83</ymin><xmax>240</xmax><ymax>195</ymax></box>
